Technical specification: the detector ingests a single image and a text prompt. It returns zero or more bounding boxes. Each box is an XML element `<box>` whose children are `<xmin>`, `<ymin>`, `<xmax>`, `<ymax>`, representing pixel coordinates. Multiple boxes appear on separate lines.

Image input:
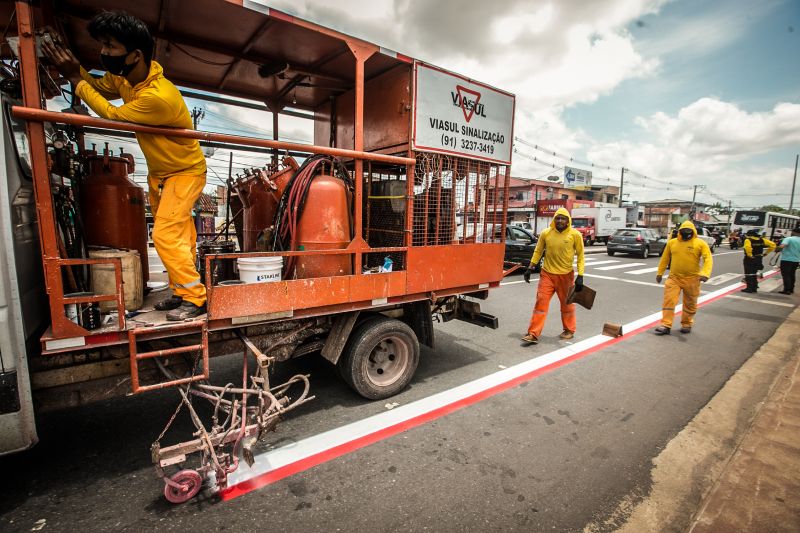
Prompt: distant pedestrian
<box><xmin>654</xmin><ymin>221</ymin><xmax>713</xmax><ymax>335</ymax></box>
<box><xmin>741</xmin><ymin>229</ymin><xmax>776</xmax><ymax>293</ymax></box>
<box><xmin>522</xmin><ymin>208</ymin><xmax>585</xmax><ymax>344</ymax></box>
<box><xmin>777</xmin><ymin>225</ymin><xmax>800</xmax><ymax>295</ymax></box>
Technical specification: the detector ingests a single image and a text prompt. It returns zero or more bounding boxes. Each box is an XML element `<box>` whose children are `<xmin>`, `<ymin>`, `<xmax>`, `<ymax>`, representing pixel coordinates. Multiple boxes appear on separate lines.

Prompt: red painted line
<box><xmin>219</xmin><ymin>276</ymin><xmax>775</xmax><ymax>501</ymax></box>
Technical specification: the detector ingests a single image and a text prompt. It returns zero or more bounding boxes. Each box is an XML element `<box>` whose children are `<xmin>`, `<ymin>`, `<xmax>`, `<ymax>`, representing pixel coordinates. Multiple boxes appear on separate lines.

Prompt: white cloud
<box><xmin>584</xmin><ymin>98</ymin><xmax>800</xmax><ymax>206</ymax></box>
<box><xmin>635</xmin><ymin>98</ymin><xmax>800</xmax><ymax>158</ymax></box>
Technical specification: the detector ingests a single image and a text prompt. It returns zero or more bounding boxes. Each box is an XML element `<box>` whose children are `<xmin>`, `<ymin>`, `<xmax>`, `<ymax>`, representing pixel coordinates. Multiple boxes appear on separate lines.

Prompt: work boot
<box><xmin>559</xmin><ymin>329</ymin><xmax>574</xmax><ymax>340</ymax></box>
<box><xmin>679</xmin><ymin>327</ymin><xmax>692</xmax><ymax>334</ymax></box>
<box><xmin>654</xmin><ymin>326</ymin><xmax>670</xmax><ymax>336</ymax></box>
<box><xmin>741</xmin><ymin>288</ymin><xmax>757</xmax><ymax>293</ymax></box>
<box><xmin>521</xmin><ymin>334</ymin><xmax>538</xmax><ymax>344</ymax></box>
<box><xmin>155</xmin><ymin>295</ymin><xmax>183</xmax><ymax>311</ymax></box>
<box><xmin>166</xmin><ymin>301</ymin><xmax>207</xmax><ymax>321</ymax></box>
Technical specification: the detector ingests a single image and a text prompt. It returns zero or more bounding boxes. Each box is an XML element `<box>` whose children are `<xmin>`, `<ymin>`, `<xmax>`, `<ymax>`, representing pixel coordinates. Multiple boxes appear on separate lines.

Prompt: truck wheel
<box><xmin>607</xmin><ymin>251</ymin><xmax>615</xmax><ymax>256</ymax></box>
<box><xmin>337</xmin><ymin>316</ymin><xmax>420</xmax><ymax>400</ymax></box>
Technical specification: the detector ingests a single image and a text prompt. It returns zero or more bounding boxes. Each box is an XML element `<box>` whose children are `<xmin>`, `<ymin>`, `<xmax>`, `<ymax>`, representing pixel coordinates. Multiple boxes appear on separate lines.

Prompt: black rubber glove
<box><xmin>523</xmin><ymin>268</ymin><xmax>532</xmax><ymax>283</ymax></box>
<box><xmin>574</xmin><ymin>275</ymin><xmax>584</xmax><ymax>292</ymax></box>
<box><xmin>532</xmin><ymin>262</ymin><xmax>542</xmax><ymax>274</ymax></box>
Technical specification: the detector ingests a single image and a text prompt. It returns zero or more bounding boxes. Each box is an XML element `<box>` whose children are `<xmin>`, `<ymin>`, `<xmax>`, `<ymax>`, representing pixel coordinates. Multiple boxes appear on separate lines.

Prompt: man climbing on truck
<box><xmin>42</xmin><ymin>11</ymin><xmax>208</xmax><ymax>320</ymax></box>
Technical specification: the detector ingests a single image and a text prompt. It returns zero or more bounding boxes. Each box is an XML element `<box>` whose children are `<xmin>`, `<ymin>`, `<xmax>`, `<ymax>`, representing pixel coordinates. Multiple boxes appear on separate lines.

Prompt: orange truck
<box><xmin>0</xmin><ymin>0</ymin><xmax>514</xmax><ymax>501</ymax></box>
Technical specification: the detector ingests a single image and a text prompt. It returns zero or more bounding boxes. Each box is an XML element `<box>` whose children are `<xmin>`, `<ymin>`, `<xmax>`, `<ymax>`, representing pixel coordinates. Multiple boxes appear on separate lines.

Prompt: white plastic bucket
<box><xmin>237</xmin><ymin>256</ymin><xmax>283</xmax><ymax>283</ymax></box>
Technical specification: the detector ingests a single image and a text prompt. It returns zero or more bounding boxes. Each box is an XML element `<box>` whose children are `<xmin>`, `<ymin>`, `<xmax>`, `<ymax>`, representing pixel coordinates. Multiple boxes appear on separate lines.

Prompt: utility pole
<box><xmin>618</xmin><ymin>167</ymin><xmax>626</xmax><ymax>208</ymax></box>
<box><xmin>191</xmin><ymin>106</ymin><xmax>205</xmax><ymax>129</ymax></box>
<box><xmin>790</xmin><ymin>154</ymin><xmax>799</xmax><ymax>214</ymax></box>
<box><xmin>689</xmin><ymin>184</ymin><xmax>704</xmax><ymax>220</ymax></box>
<box><xmin>726</xmin><ymin>200</ymin><xmax>732</xmax><ymax>231</ymax></box>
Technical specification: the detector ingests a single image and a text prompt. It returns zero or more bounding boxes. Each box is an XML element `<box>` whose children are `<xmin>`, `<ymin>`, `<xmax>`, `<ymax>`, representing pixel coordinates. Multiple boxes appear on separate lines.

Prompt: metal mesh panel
<box><xmin>412</xmin><ymin>153</ymin><xmax>510</xmax><ymax>246</ymax></box>
<box><xmin>363</xmin><ymin>162</ymin><xmax>408</xmax><ymax>250</ymax></box>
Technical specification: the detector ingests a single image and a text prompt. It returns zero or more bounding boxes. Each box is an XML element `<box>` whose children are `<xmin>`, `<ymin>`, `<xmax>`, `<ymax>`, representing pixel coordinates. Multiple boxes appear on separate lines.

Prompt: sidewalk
<box><xmin>689</xmin><ymin>307</ymin><xmax>800</xmax><ymax>531</ymax></box>
<box><xmin>615</xmin><ymin>305</ymin><xmax>800</xmax><ymax>533</ymax></box>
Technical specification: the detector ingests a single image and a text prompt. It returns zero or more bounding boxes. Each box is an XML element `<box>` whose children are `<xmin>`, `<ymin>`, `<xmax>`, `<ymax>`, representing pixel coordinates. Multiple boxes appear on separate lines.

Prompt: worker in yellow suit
<box><xmin>522</xmin><ymin>207</ymin><xmax>585</xmax><ymax>344</ymax></box>
<box><xmin>654</xmin><ymin>220</ymin><xmax>713</xmax><ymax>335</ymax></box>
<box><xmin>43</xmin><ymin>11</ymin><xmax>207</xmax><ymax>320</ymax></box>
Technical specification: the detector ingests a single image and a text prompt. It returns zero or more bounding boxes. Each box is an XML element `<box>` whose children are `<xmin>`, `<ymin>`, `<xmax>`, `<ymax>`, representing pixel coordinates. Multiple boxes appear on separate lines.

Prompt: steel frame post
<box><xmin>15</xmin><ymin>1</ymin><xmax>87</xmax><ymax>338</ymax></box>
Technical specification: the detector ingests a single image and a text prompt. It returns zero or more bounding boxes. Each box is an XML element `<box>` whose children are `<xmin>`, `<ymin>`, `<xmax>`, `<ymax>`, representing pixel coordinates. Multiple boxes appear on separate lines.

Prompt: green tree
<box><xmin>757</xmin><ymin>204</ymin><xmax>785</xmax><ymax>213</ymax></box>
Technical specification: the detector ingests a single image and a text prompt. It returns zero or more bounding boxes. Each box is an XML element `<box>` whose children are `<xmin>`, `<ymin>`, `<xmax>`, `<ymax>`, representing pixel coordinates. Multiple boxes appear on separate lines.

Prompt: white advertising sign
<box><xmin>413</xmin><ymin>62</ymin><xmax>515</xmax><ymax>165</ymax></box>
<box><xmin>564</xmin><ymin>166</ymin><xmax>592</xmax><ymax>189</ymax></box>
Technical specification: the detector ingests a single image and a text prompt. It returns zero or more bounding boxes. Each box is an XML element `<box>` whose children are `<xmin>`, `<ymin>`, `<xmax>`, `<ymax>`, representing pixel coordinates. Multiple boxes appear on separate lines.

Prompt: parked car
<box><xmin>459</xmin><ymin>224</ymin><xmax>538</xmax><ymax>265</ymax></box>
<box><xmin>503</xmin><ymin>225</ymin><xmax>538</xmax><ymax>264</ymax></box>
<box><xmin>607</xmin><ymin>228</ymin><xmax>666</xmax><ymax>258</ymax></box>
<box><xmin>695</xmin><ymin>226</ymin><xmax>717</xmax><ymax>253</ymax></box>
<box><xmin>509</xmin><ymin>220</ymin><xmax>534</xmax><ymax>231</ymax></box>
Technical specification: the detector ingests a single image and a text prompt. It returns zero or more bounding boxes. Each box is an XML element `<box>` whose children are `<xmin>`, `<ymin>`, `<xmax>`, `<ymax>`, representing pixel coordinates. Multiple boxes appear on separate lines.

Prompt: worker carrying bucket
<box><xmin>43</xmin><ymin>11</ymin><xmax>208</xmax><ymax>320</ymax></box>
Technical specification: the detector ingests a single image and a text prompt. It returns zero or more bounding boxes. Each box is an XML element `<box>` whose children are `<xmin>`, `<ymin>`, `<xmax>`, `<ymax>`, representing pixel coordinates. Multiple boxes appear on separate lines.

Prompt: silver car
<box><xmin>607</xmin><ymin>228</ymin><xmax>667</xmax><ymax>258</ymax></box>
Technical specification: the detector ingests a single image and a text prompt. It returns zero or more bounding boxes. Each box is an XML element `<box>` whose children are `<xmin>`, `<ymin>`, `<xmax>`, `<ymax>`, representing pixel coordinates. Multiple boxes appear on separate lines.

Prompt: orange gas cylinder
<box><xmin>235</xmin><ymin>157</ymin><xmax>298</xmax><ymax>251</ymax></box>
<box><xmin>80</xmin><ymin>147</ymin><xmax>149</xmax><ymax>283</ymax></box>
<box><xmin>295</xmin><ymin>174</ymin><xmax>352</xmax><ymax>278</ymax></box>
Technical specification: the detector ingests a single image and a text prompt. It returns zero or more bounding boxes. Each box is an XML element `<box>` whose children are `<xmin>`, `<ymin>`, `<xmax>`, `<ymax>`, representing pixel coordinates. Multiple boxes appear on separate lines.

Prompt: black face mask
<box><xmin>100</xmin><ymin>51</ymin><xmax>136</xmax><ymax>76</ymax></box>
<box><xmin>679</xmin><ymin>230</ymin><xmax>693</xmax><ymax>240</ymax></box>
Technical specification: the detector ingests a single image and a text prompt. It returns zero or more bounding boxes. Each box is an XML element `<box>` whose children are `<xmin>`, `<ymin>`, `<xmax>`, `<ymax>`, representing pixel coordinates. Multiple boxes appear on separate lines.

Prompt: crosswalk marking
<box><xmin>595</xmin><ymin>262</ymin><xmax>647</xmax><ymax>271</ymax></box>
<box><xmin>580</xmin><ymin>260</ymin><xmax>619</xmax><ymax>266</ymax></box>
<box><xmin>624</xmin><ymin>266</ymin><xmax>659</xmax><ymax>275</ymax></box>
<box><xmin>759</xmin><ymin>278</ymin><xmax>782</xmax><ymax>292</ymax></box>
<box><xmin>707</xmin><ymin>273</ymin><xmax>741</xmax><ymax>286</ymax></box>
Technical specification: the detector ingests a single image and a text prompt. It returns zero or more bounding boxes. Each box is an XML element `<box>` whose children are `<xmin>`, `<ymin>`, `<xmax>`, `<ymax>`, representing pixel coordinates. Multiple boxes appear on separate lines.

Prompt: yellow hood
<box><xmin>679</xmin><ymin>220</ymin><xmax>698</xmax><ymax>239</ymax></box>
<box><xmin>550</xmin><ymin>207</ymin><xmax>572</xmax><ymax>231</ymax></box>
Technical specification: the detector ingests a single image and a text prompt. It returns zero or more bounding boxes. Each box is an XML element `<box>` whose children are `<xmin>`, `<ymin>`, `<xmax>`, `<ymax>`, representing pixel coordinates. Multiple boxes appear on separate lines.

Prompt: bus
<box><xmin>732</xmin><ymin>210</ymin><xmax>799</xmax><ymax>240</ymax></box>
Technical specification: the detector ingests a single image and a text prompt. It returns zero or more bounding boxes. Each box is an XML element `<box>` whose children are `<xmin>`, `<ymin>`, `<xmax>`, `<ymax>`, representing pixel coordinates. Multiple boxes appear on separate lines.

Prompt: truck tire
<box><xmin>337</xmin><ymin>316</ymin><xmax>420</xmax><ymax>400</ymax></box>
<box><xmin>607</xmin><ymin>251</ymin><xmax>615</xmax><ymax>256</ymax></box>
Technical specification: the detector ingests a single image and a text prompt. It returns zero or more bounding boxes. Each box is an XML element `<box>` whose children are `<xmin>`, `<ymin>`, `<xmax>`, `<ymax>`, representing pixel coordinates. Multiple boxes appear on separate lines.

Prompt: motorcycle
<box><xmin>729</xmin><ymin>234</ymin><xmax>740</xmax><ymax>249</ymax></box>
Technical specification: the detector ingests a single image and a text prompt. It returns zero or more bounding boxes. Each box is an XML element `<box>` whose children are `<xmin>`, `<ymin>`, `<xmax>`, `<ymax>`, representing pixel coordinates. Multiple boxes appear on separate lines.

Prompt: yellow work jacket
<box><xmin>76</xmin><ymin>61</ymin><xmax>207</xmax><ymax>179</ymax></box>
<box><xmin>657</xmin><ymin>221</ymin><xmax>713</xmax><ymax>278</ymax></box>
<box><xmin>530</xmin><ymin>207</ymin><xmax>585</xmax><ymax>275</ymax></box>
<box><xmin>743</xmin><ymin>236</ymin><xmax>776</xmax><ymax>258</ymax></box>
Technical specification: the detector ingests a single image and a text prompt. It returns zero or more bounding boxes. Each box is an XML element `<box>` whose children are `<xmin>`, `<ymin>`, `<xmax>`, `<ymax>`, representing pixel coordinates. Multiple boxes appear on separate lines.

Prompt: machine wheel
<box><xmin>164</xmin><ymin>469</ymin><xmax>203</xmax><ymax>504</ymax></box>
<box><xmin>641</xmin><ymin>246</ymin><xmax>649</xmax><ymax>258</ymax></box>
<box><xmin>607</xmin><ymin>251</ymin><xmax>615</xmax><ymax>256</ymax></box>
<box><xmin>337</xmin><ymin>316</ymin><xmax>420</xmax><ymax>400</ymax></box>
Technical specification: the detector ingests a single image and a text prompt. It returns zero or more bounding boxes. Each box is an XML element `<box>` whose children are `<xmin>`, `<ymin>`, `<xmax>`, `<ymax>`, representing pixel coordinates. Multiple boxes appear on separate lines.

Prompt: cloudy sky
<box><xmin>68</xmin><ymin>0</ymin><xmax>799</xmax><ymax>211</ymax></box>
<box><xmin>247</xmin><ymin>0</ymin><xmax>798</xmax><ymax>211</ymax></box>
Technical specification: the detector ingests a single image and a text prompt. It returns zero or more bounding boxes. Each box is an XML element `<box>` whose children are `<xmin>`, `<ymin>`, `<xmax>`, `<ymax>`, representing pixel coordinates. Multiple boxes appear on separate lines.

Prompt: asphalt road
<box><xmin>2</xmin><ymin>248</ymin><xmax>796</xmax><ymax>532</ymax></box>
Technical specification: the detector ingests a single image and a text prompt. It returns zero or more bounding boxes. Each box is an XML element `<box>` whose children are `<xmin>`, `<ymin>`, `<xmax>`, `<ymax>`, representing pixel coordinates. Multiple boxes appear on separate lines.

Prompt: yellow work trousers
<box><xmin>148</xmin><ymin>173</ymin><xmax>207</xmax><ymax>307</ymax></box>
<box><xmin>661</xmin><ymin>275</ymin><xmax>700</xmax><ymax>329</ymax></box>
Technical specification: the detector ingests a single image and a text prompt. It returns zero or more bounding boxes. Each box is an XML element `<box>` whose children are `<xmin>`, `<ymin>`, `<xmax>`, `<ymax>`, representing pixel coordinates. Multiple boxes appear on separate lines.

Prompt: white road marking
<box><xmin>759</xmin><ymin>278</ymin><xmax>782</xmax><ymax>292</ymax></box>
<box><xmin>500</xmin><ymin>279</ymin><xmax>538</xmax><ymax>286</ymax></box>
<box><xmin>625</xmin><ymin>267</ymin><xmax>659</xmax><ymax>275</ymax></box>
<box><xmin>726</xmin><ymin>295</ymin><xmax>795</xmax><ymax>307</ymax></box>
<box><xmin>595</xmin><ymin>262</ymin><xmax>647</xmax><ymax>271</ymax></box>
<box><xmin>579</xmin><ymin>260</ymin><xmax>619</xmax><ymax>266</ymax></box>
<box><xmin>218</xmin><ymin>279</ymin><xmax>755</xmax><ymax>500</ymax></box>
<box><xmin>707</xmin><ymin>273</ymin><xmax>741</xmax><ymax>286</ymax></box>
<box><xmin>713</xmin><ymin>251</ymin><xmax>743</xmax><ymax>256</ymax></box>
<box><xmin>582</xmin><ymin>273</ymin><xmax>664</xmax><ymax>288</ymax></box>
